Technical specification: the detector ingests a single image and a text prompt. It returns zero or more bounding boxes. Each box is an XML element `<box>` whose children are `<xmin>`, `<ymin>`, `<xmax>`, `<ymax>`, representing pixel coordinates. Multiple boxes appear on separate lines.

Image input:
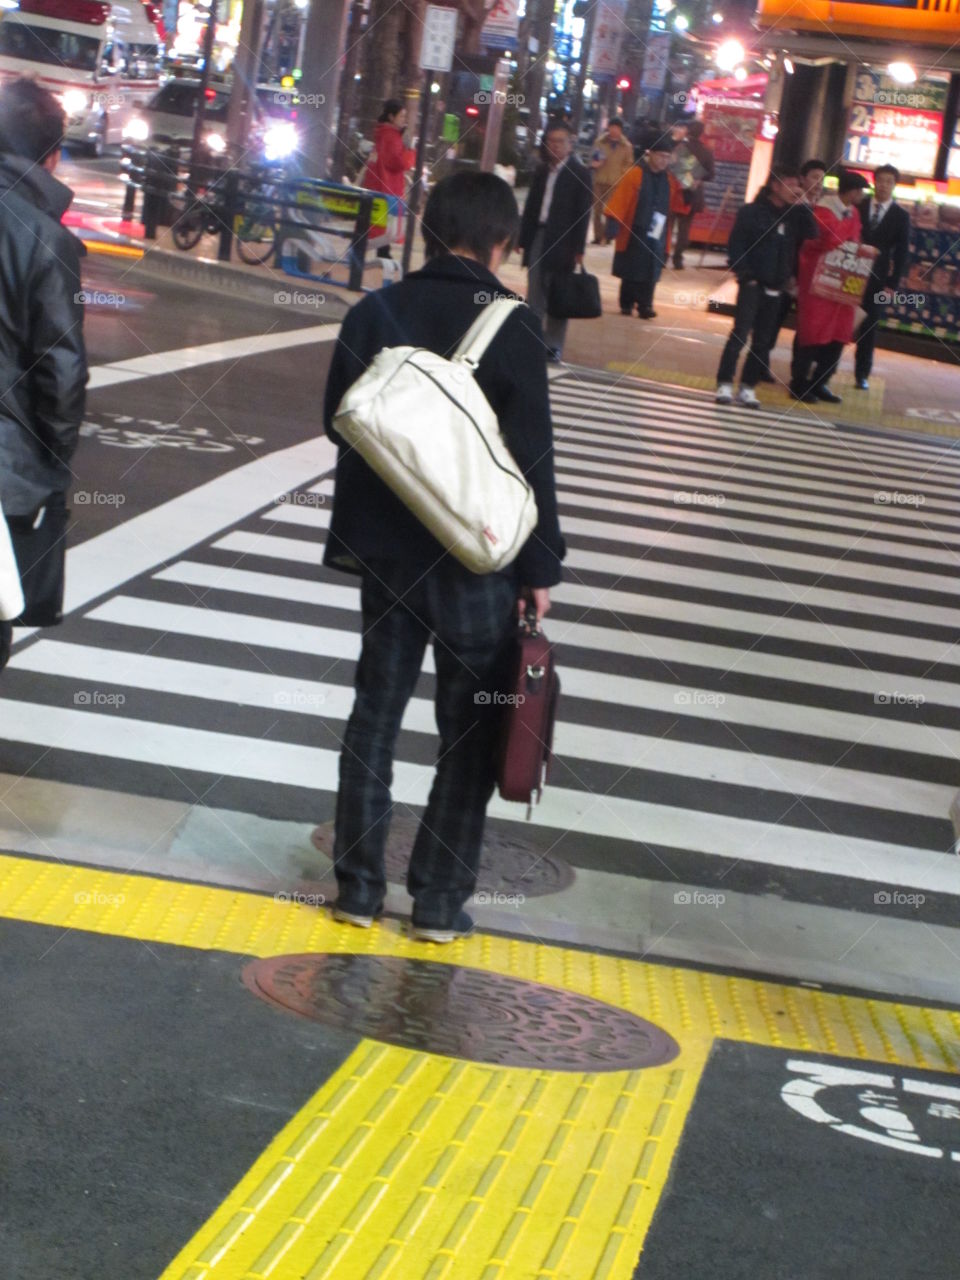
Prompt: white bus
<box><xmin>0</xmin><ymin>0</ymin><xmax>162</xmax><ymax>154</ymax></box>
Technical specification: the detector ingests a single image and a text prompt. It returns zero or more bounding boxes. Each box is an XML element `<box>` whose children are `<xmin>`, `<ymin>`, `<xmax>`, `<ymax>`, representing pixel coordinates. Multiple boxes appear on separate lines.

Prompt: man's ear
<box><xmin>42</xmin><ymin>148</ymin><xmax>61</xmax><ymax>174</ymax></box>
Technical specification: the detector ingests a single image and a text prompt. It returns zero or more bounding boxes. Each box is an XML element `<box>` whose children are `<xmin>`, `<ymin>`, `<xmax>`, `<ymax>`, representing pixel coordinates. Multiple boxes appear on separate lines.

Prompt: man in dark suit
<box><xmin>854</xmin><ymin>163</ymin><xmax>911</xmax><ymax>389</ymax></box>
<box><xmin>323</xmin><ymin>172</ymin><xmax>565</xmax><ymax>943</ymax></box>
<box><xmin>518</xmin><ymin>120</ymin><xmax>593</xmax><ymax>361</ymax></box>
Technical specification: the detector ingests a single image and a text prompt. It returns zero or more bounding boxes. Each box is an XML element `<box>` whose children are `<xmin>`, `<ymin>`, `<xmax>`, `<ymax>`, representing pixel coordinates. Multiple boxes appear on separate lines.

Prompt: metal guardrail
<box><xmin>120</xmin><ymin>144</ymin><xmax>400</xmax><ymax>292</ymax></box>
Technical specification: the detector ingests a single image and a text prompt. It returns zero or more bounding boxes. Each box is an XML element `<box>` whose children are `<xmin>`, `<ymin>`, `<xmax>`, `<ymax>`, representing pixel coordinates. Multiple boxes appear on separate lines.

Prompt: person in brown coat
<box><xmin>589</xmin><ymin>118</ymin><xmax>634</xmax><ymax>246</ymax></box>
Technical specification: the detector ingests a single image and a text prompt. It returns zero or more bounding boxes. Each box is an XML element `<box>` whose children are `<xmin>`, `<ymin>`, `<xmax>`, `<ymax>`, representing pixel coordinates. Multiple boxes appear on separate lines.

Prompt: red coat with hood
<box><xmin>796</xmin><ymin>196</ymin><xmax>863</xmax><ymax>346</ymax></box>
<box><xmin>361</xmin><ymin>122</ymin><xmax>415</xmax><ymax>240</ymax></box>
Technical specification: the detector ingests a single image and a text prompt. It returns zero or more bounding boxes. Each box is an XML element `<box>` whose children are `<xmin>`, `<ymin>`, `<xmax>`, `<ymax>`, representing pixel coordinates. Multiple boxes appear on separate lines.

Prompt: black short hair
<box><xmin>800</xmin><ymin>158</ymin><xmax>827</xmax><ymax>177</ymax></box>
<box><xmin>837</xmin><ymin>168</ymin><xmax>869</xmax><ymax>195</ymax></box>
<box><xmin>608</xmin><ymin>117</ymin><xmax>625</xmax><ymax>130</ymax></box>
<box><xmin>544</xmin><ymin>119</ymin><xmax>572</xmax><ymax>137</ymax></box>
<box><xmin>769</xmin><ymin>165</ymin><xmax>799</xmax><ymax>183</ymax></box>
<box><xmin>874</xmin><ymin>163</ymin><xmax>899</xmax><ymax>183</ymax></box>
<box><xmin>0</xmin><ymin>78</ymin><xmax>65</xmax><ymax>164</ymax></box>
<box><xmin>421</xmin><ymin>171</ymin><xmax>520</xmax><ymax>266</ymax></box>
<box><xmin>378</xmin><ymin>98</ymin><xmax>405</xmax><ymax>123</ymax></box>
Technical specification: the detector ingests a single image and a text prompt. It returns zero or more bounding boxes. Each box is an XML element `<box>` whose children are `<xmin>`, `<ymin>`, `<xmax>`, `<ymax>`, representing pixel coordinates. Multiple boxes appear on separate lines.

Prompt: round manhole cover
<box><xmin>311</xmin><ymin>818</ymin><xmax>574</xmax><ymax>899</ymax></box>
<box><xmin>242</xmin><ymin>954</ymin><xmax>679</xmax><ymax>1072</ymax></box>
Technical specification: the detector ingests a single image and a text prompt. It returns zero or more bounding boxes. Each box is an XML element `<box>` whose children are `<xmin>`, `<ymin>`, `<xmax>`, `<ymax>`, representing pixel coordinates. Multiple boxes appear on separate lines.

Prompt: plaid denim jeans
<box><xmin>333</xmin><ymin>558</ymin><xmax>517</xmax><ymax>927</ymax></box>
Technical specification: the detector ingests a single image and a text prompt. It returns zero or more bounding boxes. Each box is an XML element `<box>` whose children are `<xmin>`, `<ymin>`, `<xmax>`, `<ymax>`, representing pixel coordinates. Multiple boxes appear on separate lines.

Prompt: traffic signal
<box><xmin>616</xmin><ymin>76</ymin><xmax>631</xmax><ymax>90</ymax></box>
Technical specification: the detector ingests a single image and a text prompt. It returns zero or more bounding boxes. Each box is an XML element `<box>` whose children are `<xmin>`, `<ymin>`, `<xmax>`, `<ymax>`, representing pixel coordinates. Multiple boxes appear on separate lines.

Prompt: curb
<box><xmin>125</xmin><ymin>246</ymin><xmax>351</xmax><ymax>321</ymax></box>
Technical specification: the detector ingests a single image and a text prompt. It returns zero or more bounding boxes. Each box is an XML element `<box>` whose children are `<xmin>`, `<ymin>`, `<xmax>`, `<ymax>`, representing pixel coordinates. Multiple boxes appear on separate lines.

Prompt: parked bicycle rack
<box><xmin>120</xmin><ymin>145</ymin><xmax>398</xmax><ymax>292</ymax></box>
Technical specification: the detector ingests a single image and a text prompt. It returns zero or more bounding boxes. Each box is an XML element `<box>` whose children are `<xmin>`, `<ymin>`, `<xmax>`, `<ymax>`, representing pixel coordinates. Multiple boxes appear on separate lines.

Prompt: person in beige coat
<box><xmin>590</xmin><ymin>118</ymin><xmax>634</xmax><ymax>246</ymax></box>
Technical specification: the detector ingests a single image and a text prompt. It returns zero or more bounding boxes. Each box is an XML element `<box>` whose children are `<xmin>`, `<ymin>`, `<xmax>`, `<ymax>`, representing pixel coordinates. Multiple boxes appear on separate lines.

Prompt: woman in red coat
<box><xmin>360</xmin><ymin>98</ymin><xmax>416</xmax><ymax>259</ymax></box>
<box><xmin>792</xmin><ymin>169</ymin><xmax>869</xmax><ymax>403</ymax></box>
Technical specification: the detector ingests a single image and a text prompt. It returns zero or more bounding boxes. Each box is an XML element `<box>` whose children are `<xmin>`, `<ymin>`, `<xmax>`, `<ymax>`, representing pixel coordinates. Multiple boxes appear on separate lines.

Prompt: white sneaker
<box><xmin>715</xmin><ymin>383</ymin><xmax>733</xmax><ymax>404</ymax></box>
<box><xmin>736</xmin><ymin>386</ymin><xmax>760</xmax><ymax>408</ymax></box>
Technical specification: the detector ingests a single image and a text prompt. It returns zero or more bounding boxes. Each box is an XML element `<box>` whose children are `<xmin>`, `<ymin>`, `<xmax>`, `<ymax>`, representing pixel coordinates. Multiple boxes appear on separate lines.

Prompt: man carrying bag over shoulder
<box><xmin>323</xmin><ymin>171</ymin><xmax>565</xmax><ymax>944</ymax></box>
<box><xmin>0</xmin><ymin>79</ymin><xmax>87</xmax><ymax>644</ymax></box>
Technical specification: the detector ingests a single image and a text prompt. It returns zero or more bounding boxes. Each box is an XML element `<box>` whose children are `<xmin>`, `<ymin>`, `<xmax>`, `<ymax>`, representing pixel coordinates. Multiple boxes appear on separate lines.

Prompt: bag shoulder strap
<box><xmin>453</xmin><ymin>297</ymin><xmax>523</xmax><ymax>369</ymax></box>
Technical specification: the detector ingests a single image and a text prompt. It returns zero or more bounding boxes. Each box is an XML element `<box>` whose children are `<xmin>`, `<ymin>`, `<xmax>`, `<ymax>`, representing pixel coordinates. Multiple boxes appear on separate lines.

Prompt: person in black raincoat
<box><xmin>605</xmin><ymin>131</ymin><xmax>689</xmax><ymax>318</ymax></box>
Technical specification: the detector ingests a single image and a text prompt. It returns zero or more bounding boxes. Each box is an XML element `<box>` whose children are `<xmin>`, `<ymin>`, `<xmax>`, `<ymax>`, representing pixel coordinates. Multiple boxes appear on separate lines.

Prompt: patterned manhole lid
<box><xmin>310</xmin><ymin>818</ymin><xmax>574</xmax><ymax>899</ymax></box>
<box><xmin>242</xmin><ymin>954</ymin><xmax>679</xmax><ymax>1072</ymax></box>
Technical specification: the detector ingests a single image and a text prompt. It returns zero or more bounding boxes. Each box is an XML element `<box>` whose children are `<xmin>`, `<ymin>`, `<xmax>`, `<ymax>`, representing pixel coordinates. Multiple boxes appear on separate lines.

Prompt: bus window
<box><xmin>0</xmin><ymin>22</ymin><xmax>101</xmax><ymax>72</ymax></box>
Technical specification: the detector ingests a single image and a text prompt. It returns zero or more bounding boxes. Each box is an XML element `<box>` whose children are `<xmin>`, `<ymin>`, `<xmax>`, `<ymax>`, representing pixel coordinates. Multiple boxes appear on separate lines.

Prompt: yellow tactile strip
<box><xmin>2</xmin><ymin>852</ymin><xmax>959</xmax><ymax>1280</ymax></box>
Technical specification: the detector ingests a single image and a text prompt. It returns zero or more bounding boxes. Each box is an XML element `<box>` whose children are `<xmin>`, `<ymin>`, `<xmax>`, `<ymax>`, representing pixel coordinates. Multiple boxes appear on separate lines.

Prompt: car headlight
<box><xmin>62</xmin><ymin>88</ymin><xmax>89</xmax><ymax>116</ymax></box>
<box><xmin>204</xmin><ymin>131</ymin><xmax>226</xmax><ymax>154</ymax></box>
<box><xmin>263</xmin><ymin>121</ymin><xmax>299</xmax><ymax>162</ymax></box>
<box><xmin>123</xmin><ymin>116</ymin><xmax>150</xmax><ymax>142</ymax></box>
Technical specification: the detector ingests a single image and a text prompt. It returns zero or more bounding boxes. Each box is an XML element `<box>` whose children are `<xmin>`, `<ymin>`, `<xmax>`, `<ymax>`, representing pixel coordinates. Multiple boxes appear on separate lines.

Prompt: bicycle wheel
<box><xmin>172</xmin><ymin>203</ymin><xmax>205</xmax><ymax>251</ymax></box>
<box><xmin>236</xmin><ymin>203</ymin><xmax>277</xmax><ymax>265</ymax></box>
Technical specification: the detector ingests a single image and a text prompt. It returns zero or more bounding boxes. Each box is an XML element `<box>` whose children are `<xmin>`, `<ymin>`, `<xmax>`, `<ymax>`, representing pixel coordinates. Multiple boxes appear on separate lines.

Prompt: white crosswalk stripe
<box><xmin>3</xmin><ymin>371</ymin><xmax>960</xmax><ymax>913</ymax></box>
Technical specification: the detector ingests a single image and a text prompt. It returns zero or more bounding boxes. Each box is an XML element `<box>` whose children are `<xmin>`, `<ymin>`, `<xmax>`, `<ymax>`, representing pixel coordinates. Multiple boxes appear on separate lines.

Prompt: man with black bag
<box><xmin>0</xmin><ymin>78</ymin><xmax>87</xmax><ymax>654</ymax></box>
<box><xmin>323</xmin><ymin>172</ymin><xmax>564</xmax><ymax>944</ymax></box>
<box><xmin>518</xmin><ymin>120</ymin><xmax>593</xmax><ymax>362</ymax></box>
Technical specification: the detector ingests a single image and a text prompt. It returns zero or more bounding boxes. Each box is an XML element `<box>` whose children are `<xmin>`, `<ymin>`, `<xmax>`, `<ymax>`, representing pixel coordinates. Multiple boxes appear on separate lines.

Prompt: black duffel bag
<box><xmin>8</xmin><ymin>491</ymin><xmax>68</xmax><ymax>627</ymax></box>
<box><xmin>548</xmin><ymin>265</ymin><xmax>603</xmax><ymax>320</ymax></box>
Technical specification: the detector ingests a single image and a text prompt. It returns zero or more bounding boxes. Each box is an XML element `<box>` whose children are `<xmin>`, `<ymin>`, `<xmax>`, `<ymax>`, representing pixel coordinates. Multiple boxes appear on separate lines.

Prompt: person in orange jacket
<box><xmin>360</xmin><ymin>98</ymin><xmax>416</xmax><ymax>259</ymax></box>
<box><xmin>604</xmin><ymin>131</ymin><xmax>690</xmax><ymax>318</ymax></box>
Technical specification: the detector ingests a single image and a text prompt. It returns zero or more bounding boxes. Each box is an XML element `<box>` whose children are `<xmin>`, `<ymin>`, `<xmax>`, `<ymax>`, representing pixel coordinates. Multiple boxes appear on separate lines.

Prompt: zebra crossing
<box><xmin>2</xmin><ymin>370</ymin><xmax>960</xmax><ymax>920</ymax></box>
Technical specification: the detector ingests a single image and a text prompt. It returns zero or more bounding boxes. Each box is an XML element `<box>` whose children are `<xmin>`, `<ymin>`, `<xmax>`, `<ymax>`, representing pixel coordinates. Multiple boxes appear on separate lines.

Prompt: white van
<box><xmin>0</xmin><ymin>0</ymin><xmax>162</xmax><ymax>154</ymax></box>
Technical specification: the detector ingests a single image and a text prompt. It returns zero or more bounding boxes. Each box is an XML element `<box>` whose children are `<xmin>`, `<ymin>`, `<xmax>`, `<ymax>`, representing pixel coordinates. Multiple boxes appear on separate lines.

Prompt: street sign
<box><xmin>420</xmin><ymin>6</ymin><xmax>458</xmax><ymax>72</ymax></box>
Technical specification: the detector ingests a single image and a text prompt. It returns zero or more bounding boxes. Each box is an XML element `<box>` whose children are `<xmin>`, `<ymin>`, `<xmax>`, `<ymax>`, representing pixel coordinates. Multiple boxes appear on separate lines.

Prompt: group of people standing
<box><xmin>716</xmin><ymin>158</ymin><xmax>911</xmax><ymax>407</ymax></box>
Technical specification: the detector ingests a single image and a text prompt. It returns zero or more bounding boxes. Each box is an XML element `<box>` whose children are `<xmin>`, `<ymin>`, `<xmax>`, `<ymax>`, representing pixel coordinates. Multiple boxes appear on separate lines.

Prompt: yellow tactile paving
<box><xmin>2</xmin><ymin>851</ymin><xmax>959</xmax><ymax>1280</ymax></box>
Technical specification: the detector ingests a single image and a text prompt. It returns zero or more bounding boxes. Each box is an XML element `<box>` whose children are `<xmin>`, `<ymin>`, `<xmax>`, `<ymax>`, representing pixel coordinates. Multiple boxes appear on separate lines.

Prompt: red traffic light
<box><xmin>465</xmin><ymin>105</ymin><xmax>480</xmax><ymax>117</ymax></box>
<box><xmin>616</xmin><ymin>76</ymin><xmax>631</xmax><ymax>90</ymax></box>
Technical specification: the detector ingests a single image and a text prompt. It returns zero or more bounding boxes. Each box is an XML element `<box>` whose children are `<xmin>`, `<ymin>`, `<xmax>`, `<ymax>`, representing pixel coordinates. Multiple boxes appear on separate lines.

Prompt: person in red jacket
<box><xmin>791</xmin><ymin>169</ymin><xmax>869</xmax><ymax>403</ymax></box>
<box><xmin>360</xmin><ymin>98</ymin><xmax>416</xmax><ymax>260</ymax></box>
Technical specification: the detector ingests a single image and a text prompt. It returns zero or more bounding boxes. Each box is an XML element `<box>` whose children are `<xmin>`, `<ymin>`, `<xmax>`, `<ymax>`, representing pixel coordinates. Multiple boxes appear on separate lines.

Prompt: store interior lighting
<box><xmin>733</xmin><ymin>64</ymin><xmax>748</xmax><ymax>81</ymax></box>
<box><xmin>716</xmin><ymin>38</ymin><xmax>745</xmax><ymax>71</ymax></box>
<box><xmin>674</xmin><ymin>14</ymin><xmax>689</xmax><ymax>30</ymax></box>
<box><xmin>887</xmin><ymin>60</ymin><xmax>916</xmax><ymax>84</ymax></box>
<box><xmin>783</xmin><ymin>56</ymin><xmax>795</xmax><ymax>74</ymax></box>
<box><xmin>711</xmin><ymin>10</ymin><xmax>723</xmax><ymax>21</ymax></box>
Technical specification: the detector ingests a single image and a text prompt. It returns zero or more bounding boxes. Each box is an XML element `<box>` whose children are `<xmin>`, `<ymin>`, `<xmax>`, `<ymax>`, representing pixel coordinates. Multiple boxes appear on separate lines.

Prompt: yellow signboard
<box><xmin>757</xmin><ymin>0</ymin><xmax>960</xmax><ymax>43</ymax></box>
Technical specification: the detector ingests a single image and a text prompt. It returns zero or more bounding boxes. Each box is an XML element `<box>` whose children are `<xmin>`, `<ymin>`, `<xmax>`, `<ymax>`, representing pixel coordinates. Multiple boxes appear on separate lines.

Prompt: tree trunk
<box><xmin>297</xmin><ymin>0</ymin><xmax>352</xmax><ymax>178</ymax></box>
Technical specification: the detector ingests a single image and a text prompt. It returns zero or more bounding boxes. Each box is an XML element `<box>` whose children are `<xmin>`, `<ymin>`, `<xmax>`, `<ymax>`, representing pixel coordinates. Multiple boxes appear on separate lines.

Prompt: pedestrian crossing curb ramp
<box><xmin>2</xmin><ymin>851</ymin><xmax>958</xmax><ymax>1280</ymax></box>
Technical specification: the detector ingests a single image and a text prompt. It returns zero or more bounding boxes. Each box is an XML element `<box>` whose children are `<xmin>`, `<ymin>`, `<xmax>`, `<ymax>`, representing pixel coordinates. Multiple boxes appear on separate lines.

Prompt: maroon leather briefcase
<box><xmin>497</xmin><ymin>609</ymin><xmax>560</xmax><ymax>813</ymax></box>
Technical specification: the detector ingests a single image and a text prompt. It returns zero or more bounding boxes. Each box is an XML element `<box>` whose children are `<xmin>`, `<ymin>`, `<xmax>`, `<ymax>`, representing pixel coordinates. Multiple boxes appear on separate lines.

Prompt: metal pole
<box><xmin>400</xmin><ymin>68</ymin><xmax>432</xmax><ymax>277</ymax></box>
<box><xmin>569</xmin><ymin>0</ymin><xmax>597</xmax><ymax>138</ymax></box>
<box><xmin>189</xmin><ymin>0</ymin><xmax>218</xmax><ymax>181</ymax></box>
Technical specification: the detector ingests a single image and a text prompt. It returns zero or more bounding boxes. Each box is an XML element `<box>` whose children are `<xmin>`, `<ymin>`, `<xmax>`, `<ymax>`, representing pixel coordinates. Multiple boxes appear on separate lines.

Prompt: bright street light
<box><xmin>674</xmin><ymin>13</ymin><xmax>689</xmax><ymax>29</ymax></box>
<box><xmin>716</xmin><ymin>38</ymin><xmax>745</xmax><ymax>71</ymax></box>
<box><xmin>887</xmin><ymin>61</ymin><xmax>916</xmax><ymax>84</ymax></box>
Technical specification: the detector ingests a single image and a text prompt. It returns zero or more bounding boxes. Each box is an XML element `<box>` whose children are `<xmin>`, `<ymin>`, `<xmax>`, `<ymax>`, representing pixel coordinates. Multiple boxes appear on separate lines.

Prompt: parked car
<box><xmin>123</xmin><ymin>80</ymin><xmax>299</xmax><ymax>162</ymax></box>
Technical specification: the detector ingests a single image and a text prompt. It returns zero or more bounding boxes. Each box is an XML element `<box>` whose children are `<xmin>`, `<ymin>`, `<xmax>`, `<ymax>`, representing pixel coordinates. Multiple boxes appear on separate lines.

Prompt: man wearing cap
<box><xmin>605</xmin><ymin>132</ymin><xmax>689</xmax><ymax>319</ymax></box>
<box><xmin>792</xmin><ymin>168</ymin><xmax>869</xmax><ymax>403</ymax></box>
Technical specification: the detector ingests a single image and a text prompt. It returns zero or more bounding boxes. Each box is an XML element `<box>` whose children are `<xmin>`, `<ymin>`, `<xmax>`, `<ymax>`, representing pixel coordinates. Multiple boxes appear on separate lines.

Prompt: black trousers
<box><xmin>854</xmin><ymin>296</ymin><xmax>881</xmax><ymax>380</ymax></box>
<box><xmin>793</xmin><ymin>340</ymin><xmax>844</xmax><ymax>396</ymax></box>
<box><xmin>333</xmin><ymin>557</ymin><xmax>517</xmax><ymax>927</ymax></box>
<box><xmin>620</xmin><ymin>278</ymin><xmax>655</xmax><ymax>314</ymax></box>
<box><xmin>716</xmin><ymin>282</ymin><xmax>783</xmax><ymax>387</ymax></box>
<box><xmin>0</xmin><ymin>619</ymin><xmax>10</xmax><ymax>672</ymax></box>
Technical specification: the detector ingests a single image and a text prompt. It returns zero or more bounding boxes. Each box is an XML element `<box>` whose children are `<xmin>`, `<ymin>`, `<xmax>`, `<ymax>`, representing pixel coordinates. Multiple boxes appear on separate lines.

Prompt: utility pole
<box><xmin>297</xmin><ymin>0</ymin><xmax>353</xmax><ymax>178</ymax></box>
<box><xmin>329</xmin><ymin>0</ymin><xmax>365</xmax><ymax>182</ymax></box>
<box><xmin>226</xmin><ymin>0</ymin><xmax>266</xmax><ymax>163</ymax></box>
<box><xmin>189</xmin><ymin>0</ymin><xmax>218</xmax><ymax>179</ymax></box>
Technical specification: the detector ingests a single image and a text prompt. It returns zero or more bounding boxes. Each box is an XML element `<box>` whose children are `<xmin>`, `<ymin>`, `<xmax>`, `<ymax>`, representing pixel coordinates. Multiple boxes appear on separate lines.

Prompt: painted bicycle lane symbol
<box><xmin>782</xmin><ymin>1058</ymin><xmax>960</xmax><ymax>1162</ymax></box>
<box><xmin>80</xmin><ymin>414</ymin><xmax>265</xmax><ymax>453</ymax></box>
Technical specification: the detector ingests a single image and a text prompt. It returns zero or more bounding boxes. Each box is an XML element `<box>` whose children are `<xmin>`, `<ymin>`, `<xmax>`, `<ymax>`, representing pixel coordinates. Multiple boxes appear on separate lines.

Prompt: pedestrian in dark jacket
<box><xmin>716</xmin><ymin>168</ymin><xmax>803</xmax><ymax>407</ymax></box>
<box><xmin>0</xmin><ymin>78</ymin><xmax>87</xmax><ymax>671</ymax></box>
<box><xmin>669</xmin><ymin>119</ymin><xmax>716</xmax><ymax>268</ymax></box>
<box><xmin>517</xmin><ymin>120</ymin><xmax>592</xmax><ymax>360</ymax></box>
<box><xmin>854</xmin><ymin>164</ymin><xmax>911</xmax><ymax>388</ymax></box>
<box><xmin>605</xmin><ymin>131</ymin><xmax>689</xmax><ymax>318</ymax></box>
<box><xmin>323</xmin><ymin>171</ymin><xmax>565</xmax><ymax>943</ymax></box>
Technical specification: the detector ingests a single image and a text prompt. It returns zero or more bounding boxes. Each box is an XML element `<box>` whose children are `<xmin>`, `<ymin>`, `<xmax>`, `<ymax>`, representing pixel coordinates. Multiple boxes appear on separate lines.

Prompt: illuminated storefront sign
<box><xmin>757</xmin><ymin>0</ymin><xmax>960</xmax><ymax>41</ymax></box>
<box><xmin>845</xmin><ymin>70</ymin><xmax>947</xmax><ymax>176</ymax></box>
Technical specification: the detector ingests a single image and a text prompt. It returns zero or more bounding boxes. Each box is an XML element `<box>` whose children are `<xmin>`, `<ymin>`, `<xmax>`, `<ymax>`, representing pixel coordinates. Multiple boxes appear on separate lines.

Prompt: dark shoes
<box><xmin>410</xmin><ymin>910</ymin><xmax>475</xmax><ymax>945</ymax></box>
<box><xmin>814</xmin><ymin>387</ymin><xmax>842</xmax><ymax>404</ymax></box>
<box><xmin>855</xmin><ymin>377</ymin><xmax>869</xmax><ymax>390</ymax></box>
<box><xmin>638</xmin><ymin>307</ymin><xmax>657</xmax><ymax>319</ymax></box>
<box><xmin>620</xmin><ymin>308</ymin><xmax>633</xmax><ymax>316</ymax></box>
<box><xmin>758</xmin><ymin>370</ymin><xmax>775</xmax><ymax>384</ymax></box>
